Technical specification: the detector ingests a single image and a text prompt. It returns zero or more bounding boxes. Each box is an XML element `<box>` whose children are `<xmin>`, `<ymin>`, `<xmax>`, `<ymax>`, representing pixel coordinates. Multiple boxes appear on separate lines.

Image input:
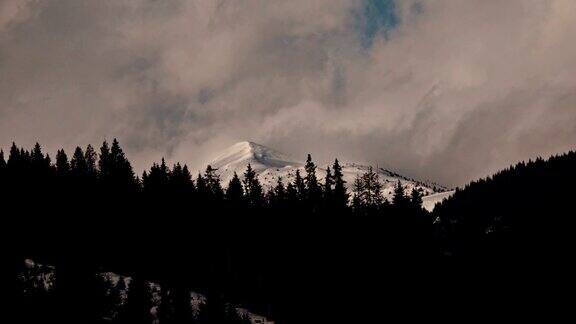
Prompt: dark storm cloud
<box><xmin>1</xmin><ymin>0</ymin><xmax>576</xmax><ymax>186</ymax></box>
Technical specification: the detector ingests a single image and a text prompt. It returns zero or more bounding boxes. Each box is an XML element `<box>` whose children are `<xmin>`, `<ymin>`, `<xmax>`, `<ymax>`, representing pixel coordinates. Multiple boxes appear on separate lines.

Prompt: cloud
<box><xmin>1</xmin><ymin>0</ymin><xmax>575</xmax><ymax>186</ymax></box>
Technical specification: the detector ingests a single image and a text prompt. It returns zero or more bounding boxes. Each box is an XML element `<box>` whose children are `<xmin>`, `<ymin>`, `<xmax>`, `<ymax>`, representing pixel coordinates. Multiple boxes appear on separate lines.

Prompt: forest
<box><xmin>4</xmin><ymin>139</ymin><xmax>574</xmax><ymax>323</ymax></box>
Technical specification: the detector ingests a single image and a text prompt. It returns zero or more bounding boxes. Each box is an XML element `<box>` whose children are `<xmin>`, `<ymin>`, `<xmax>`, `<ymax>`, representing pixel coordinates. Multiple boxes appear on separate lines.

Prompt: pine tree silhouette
<box><xmin>243</xmin><ymin>164</ymin><xmax>264</xmax><ymax>208</ymax></box>
<box><xmin>351</xmin><ymin>174</ymin><xmax>364</xmax><ymax>215</ymax></box>
<box><xmin>70</xmin><ymin>146</ymin><xmax>88</xmax><ymax>178</ymax></box>
<box><xmin>85</xmin><ymin>144</ymin><xmax>98</xmax><ymax>178</ymax></box>
<box><xmin>392</xmin><ymin>180</ymin><xmax>408</xmax><ymax>209</ymax></box>
<box><xmin>304</xmin><ymin>154</ymin><xmax>321</xmax><ymax>209</ymax></box>
<box><xmin>271</xmin><ymin>176</ymin><xmax>286</xmax><ymax>209</ymax></box>
<box><xmin>205</xmin><ymin>165</ymin><xmax>224</xmax><ymax>202</ymax></box>
<box><xmin>98</xmin><ymin>140</ymin><xmax>111</xmax><ymax>181</ymax></box>
<box><xmin>293</xmin><ymin>169</ymin><xmax>306</xmax><ymax>202</ymax></box>
<box><xmin>226</xmin><ymin>172</ymin><xmax>244</xmax><ymax>207</ymax></box>
<box><xmin>324</xmin><ymin>166</ymin><xmax>334</xmax><ymax>200</ymax></box>
<box><xmin>360</xmin><ymin>166</ymin><xmax>383</xmax><ymax>213</ymax></box>
<box><xmin>410</xmin><ymin>188</ymin><xmax>423</xmax><ymax>210</ymax></box>
<box><xmin>56</xmin><ymin>149</ymin><xmax>70</xmax><ymax>177</ymax></box>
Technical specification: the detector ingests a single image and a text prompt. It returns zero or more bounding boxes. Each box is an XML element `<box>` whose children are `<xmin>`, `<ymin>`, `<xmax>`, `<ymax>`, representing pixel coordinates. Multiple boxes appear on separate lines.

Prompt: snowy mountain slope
<box><xmin>422</xmin><ymin>190</ymin><xmax>455</xmax><ymax>212</ymax></box>
<box><xmin>207</xmin><ymin>141</ymin><xmax>451</xmax><ymax>208</ymax></box>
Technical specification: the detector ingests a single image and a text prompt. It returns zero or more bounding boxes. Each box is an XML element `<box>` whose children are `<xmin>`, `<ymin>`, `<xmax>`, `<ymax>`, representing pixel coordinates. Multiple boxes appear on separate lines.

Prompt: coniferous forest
<box><xmin>4</xmin><ymin>139</ymin><xmax>575</xmax><ymax>323</ymax></box>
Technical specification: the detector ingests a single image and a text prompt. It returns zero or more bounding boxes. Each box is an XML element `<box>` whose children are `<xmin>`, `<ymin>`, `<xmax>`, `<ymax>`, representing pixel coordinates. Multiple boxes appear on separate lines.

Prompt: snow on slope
<box><xmin>207</xmin><ymin>142</ymin><xmax>451</xmax><ymax>207</ymax></box>
<box><xmin>422</xmin><ymin>190</ymin><xmax>455</xmax><ymax>212</ymax></box>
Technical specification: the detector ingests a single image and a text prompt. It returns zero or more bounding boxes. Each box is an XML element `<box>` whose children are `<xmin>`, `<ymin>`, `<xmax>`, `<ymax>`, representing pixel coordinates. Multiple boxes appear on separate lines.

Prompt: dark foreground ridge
<box><xmin>3</xmin><ymin>140</ymin><xmax>574</xmax><ymax>323</ymax></box>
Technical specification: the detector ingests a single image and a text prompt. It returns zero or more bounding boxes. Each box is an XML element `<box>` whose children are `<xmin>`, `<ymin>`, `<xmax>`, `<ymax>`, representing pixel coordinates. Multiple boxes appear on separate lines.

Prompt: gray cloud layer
<box><xmin>1</xmin><ymin>0</ymin><xmax>575</xmax><ymax>186</ymax></box>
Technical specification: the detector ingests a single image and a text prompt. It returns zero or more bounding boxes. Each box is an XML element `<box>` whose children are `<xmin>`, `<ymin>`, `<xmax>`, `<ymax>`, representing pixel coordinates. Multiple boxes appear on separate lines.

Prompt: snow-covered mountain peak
<box><xmin>210</xmin><ymin>141</ymin><xmax>300</xmax><ymax>171</ymax></box>
<box><xmin>207</xmin><ymin>141</ymin><xmax>452</xmax><ymax>210</ymax></box>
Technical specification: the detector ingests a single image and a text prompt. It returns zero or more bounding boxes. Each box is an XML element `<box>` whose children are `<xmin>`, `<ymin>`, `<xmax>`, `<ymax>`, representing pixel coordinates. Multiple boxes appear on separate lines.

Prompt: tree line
<box><xmin>0</xmin><ymin>140</ymin><xmax>425</xmax><ymax>214</ymax></box>
<box><xmin>3</xmin><ymin>139</ymin><xmax>431</xmax><ymax>324</ymax></box>
<box><xmin>6</xmin><ymin>139</ymin><xmax>571</xmax><ymax>323</ymax></box>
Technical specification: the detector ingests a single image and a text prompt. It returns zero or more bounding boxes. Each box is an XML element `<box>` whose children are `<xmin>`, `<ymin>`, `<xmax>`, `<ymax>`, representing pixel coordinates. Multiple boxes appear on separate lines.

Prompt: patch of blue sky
<box><xmin>355</xmin><ymin>0</ymin><xmax>400</xmax><ymax>48</ymax></box>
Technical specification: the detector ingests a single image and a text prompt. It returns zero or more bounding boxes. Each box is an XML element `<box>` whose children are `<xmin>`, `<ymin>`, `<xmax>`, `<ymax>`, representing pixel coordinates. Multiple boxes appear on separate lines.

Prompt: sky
<box><xmin>1</xmin><ymin>0</ymin><xmax>576</xmax><ymax>186</ymax></box>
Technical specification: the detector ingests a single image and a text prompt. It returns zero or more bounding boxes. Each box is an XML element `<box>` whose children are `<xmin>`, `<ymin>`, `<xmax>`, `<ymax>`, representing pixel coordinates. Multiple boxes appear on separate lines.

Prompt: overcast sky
<box><xmin>1</xmin><ymin>0</ymin><xmax>576</xmax><ymax>186</ymax></box>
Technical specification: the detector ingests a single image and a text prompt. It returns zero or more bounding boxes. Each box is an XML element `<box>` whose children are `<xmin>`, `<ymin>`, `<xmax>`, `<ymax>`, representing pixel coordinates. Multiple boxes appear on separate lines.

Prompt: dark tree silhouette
<box><xmin>56</xmin><ymin>149</ymin><xmax>70</xmax><ymax>177</ymax></box>
<box><xmin>304</xmin><ymin>154</ymin><xmax>321</xmax><ymax>210</ymax></box>
<box><xmin>243</xmin><ymin>164</ymin><xmax>264</xmax><ymax>208</ymax></box>
<box><xmin>7</xmin><ymin>138</ymin><xmax>575</xmax><ymax>324</ymax></box>
<box><xmin>226</xmin><ymin>172</ymin><xmax>244</xmax><ymax>208</ymax></box>
<box><xmin>293</xmin><ymin>169</ymin><xmax>306</xmax><ymax>202</ymax></box>
<box><xmin>332</xmin><ymin>159</ymin><xmax>349</xmax><ymax>212</ymax></box>
<box><xmin>118</xmin><ymin>277</ymin><xmax>154</xmax><ymax>324</ymax></box>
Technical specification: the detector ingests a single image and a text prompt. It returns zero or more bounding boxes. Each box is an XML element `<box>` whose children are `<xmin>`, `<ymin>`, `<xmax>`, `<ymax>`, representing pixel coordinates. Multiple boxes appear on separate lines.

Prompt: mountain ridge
<box><xmin>207</xmin><ymin>141</ymin><xmax>452</xmax><ymax>210</ymax></box>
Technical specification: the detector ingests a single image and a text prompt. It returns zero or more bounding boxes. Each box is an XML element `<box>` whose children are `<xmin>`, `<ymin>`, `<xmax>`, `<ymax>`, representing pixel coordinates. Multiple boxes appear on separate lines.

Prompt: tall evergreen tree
<box><xmin>273</xmin><ymin>177</ymin><xmax>286</xmax><ymax>208</ymax></box>
<box><xmin>351</xmin><ymin>174</ymin><xmax>363</xmax><ymax>214</ymax></box>
<box><xmin>8</xmin><ymin>142</ymin><xmax>21</xmax><ymax>171</ymax></box>
<box><xmin>98</xmin><ymin>140</ymin><xmax>112</xmax><ymax>187</ymax></box>
<box><xmin>392</xmin><ymin>181</ymin><xmax>409</xmax><ymax>209</ymax></box>
<box><xmin>55</xmin><ymin>149</ymin><xmax>70</xmax><ymax>177</ymax></box>
<box><xmin>143</xmin><ymin>159</ymin><xmax>170</xmax><ymax>194</ymax></box>
<box><xmin>204</xmin><ymin>165</ymin><xmax>224</xmax><ymax>201</ymax></box>
<box><xmin>410</xmin><ymin>188</ymin><xmax>424</xmax><ymax>210</ymax></box>
<box><xmin>226</xmin><ymin>172</ymin><xmax>244</xmax><ymax>206</ymax></box>
<box><xmin>286</xmin><ymin>182</ymin><xmax>298</xmax><ymax>207</ymax></box>
<box><xmin>360</xmin><ymin>167</ymin><xmax>383</xmax><ymax>211</ymax></box>
<box><xmin>243</xmin><ymin>164</ymin><xmax>264</xmax><ymax>208</ymax></box>
<box><xmin>323</xmin><ymin>166</ymin><xmax>334</xmax><ymax>204</ymax></box>
<box><xmin>84</xmin><ymin>144</ymin><xmax>98</xmax><ymax>178</ymax></box>
<box><xmin>30</xmin><ymin>143</ymin><xmax>49</xmax><ymax>173</ymax></box>
<box><xmin>304</xmin><ymin>154</ymin><xmax>321</xmax><ymax>207</ymax></box>
<box><xmin>332</xmin><ymin>159</ymin><xmax>349</xmax><ymax>210</ymax></box>
<box><xmin>109</xmin><ymin>138</ymin><xmax>137</xmax><ymax>191</ymax></box>
<box><xmin>196</xmin><ymin>173</ymin><xmax>208</xmax><ymax>199</ymax></box>
<box><xmin>293</xmin><ymin>169</ymin><xmax>306</xmax><ymax>202</ymax></box>
<box><xmin>70</xmin><ymin>146</ymin><xmax>88</xmax><ymax>177</ymax></box>
<box><xmin>169</xmin><ymin>163</ymin><xmax>195</xmax><ymax>197</ymax></box>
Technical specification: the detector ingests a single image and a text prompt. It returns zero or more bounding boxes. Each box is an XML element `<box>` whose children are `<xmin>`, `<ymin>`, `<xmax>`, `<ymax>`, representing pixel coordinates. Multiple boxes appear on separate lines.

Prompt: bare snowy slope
<box><xmin>207</xmin><ymin>141</ymin><xmax>451</xmax><ymax>210</ymax></box>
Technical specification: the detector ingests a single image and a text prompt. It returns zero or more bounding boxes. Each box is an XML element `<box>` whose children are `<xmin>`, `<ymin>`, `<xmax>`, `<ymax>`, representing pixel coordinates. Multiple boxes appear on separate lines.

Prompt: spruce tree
<box><xmin>243</xmin><ymin>164</ymin><xmax>264</xmax><ymax>208</ymax></box>
<box><xmin>304</xmin><ymin>154</ymin><xmax>321</xmax><ymax>207</ymax></box>
<box><xmin>109</xmin><ymin>138</ymin><xmax>137</xmax><ymax>192</ymax></box>
<box><xmin>205</xmin><ymin>165</ymin><xmax>224</xmax><ymax>201</ymax></box>
<box><xmin>84</xmin><ymin>144</ymin><xmax>98</xmax><ymax>178</ymax></box>
<box><xmin>332</xmin><ymin>159</ymin><xmax>349</xmax><ymax>211</ymax></box>
<box><xmin>410</xmin><ymin>188</ymin><xmax>424</xmax><ymax>210</ymax></box>
<box><xmin>392</xmin><ymin>181</ymin><xmax>408</xmax><ymax>209</ymax></box>
<box><xmin>8</xmin><ymin>142</ymin><xmax>21</xmax><ymax>171</ymax></box>
<box><xmin>70</xmin><ymin>146</ymin><xmax>88</xmax><ymax>177</ymax></box>
<box><xmin>98</xmin><ymin>140</ymin><xmax>111</xmax><ymax>179</ymax></box>
<box><xmin>196</xmin><ymin>173</ymin><xmax>208</xmax><ymax>198</ymax></box>
<box><xmin>273</xmin><ymin>176</ymin><xmax>286</xmax><ymax>208</ymax></box>
<box><xmin>323</xmin><ymin>166</ymin><xmax>334</xmax><ymax>205</ymax></box>
<box><xmin>286</xmin><ymin>182</ymin><xmax>298</xmax><ymax>207</ymax></box>
<box><xmin>361</xmin><ymin>166</ymin><xmax>383</xmax><ymax>211</ymax></box>
<box><xmin>351</xmin><ymin>174</ymin><xmax>364</xmax><ymax>215</ymax></box>
<box><xmin>169</xmin><ymin>163</ymin><xmax>195</xmax><ymax>197</ymax></box>
<box><xmin>144</xmin><ymin>159</ymin><xmax>170</xmax><ymax>194</ymax></box>
<box><xmin>293</xmin><ymin>169</ymin><xmax>306</xmax><ymax>202</ymax></box>
<box><xmin>55</xmin><ymin>149</ymin><xmax>70</xmax><ymax>177</ymax></box>
<box><xmin>30</xmin><ymin>143</ymin><xmax>48</xmax><ymax>173</ymax></box>
<box><xmin>226</xmin><ymin>172</ymin><xmax>244</xmax><ymax>206</ymax></box>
